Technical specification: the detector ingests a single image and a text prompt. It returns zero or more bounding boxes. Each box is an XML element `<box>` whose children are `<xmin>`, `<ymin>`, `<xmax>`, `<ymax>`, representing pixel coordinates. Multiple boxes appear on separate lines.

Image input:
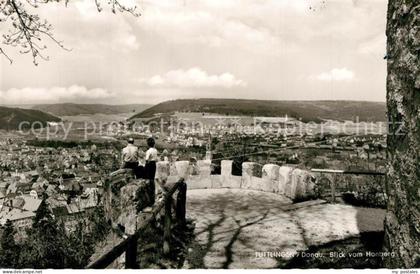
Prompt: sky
<box><xmin>0</xmin><ymin>0</ymin><xmax>388</xmax><ymax>105</ymax></box>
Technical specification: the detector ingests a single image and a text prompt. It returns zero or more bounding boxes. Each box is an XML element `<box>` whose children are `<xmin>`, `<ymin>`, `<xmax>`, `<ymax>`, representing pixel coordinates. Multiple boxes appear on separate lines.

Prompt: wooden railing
<box><xmin>311</xmin><ymin>169</ymin><xmax>385</xmax><ymax>176</ymax></box>
<box><xmin>87</xmin><ymin>178</ymin><xmax>187</xmax><ymax>269</ymax></box>
<box><xmin>311</xmin><ymin>168</ymin><xmax>386</xmax><ymax>202</ymax></box>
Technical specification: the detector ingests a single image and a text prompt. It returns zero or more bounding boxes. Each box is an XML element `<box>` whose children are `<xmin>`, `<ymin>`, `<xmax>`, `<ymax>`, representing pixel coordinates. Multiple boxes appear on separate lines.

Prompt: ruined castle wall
<box><xmin>107</xmin><ymin>158</ymin><xmax>318</xmax><ymax>235</ymax></box>
<box><xmin>156</xmin><ymin>160</ymin><xmax>316</xmax><ymax>201</ymax></box>
<box><xmin>384</xmin><ymin>0</ymin><xmax>420</xmax><ymax>268</ymax></box>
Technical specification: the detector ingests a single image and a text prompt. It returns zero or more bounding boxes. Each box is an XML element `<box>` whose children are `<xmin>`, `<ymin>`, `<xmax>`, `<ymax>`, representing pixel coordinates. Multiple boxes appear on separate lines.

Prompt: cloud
<box><xmin>136</xmin><ymin>0</ymin><xmax>387</xmax><ymax>57</ymax></box>
<box><xmin>0</xmin><ymin>85</ymin><xmax>115</xmax><ymax>104</ymax></box>
<box><xmin>37</xmin><ymin>1</ymin><xmax>140</xmax><ymax>53</ymax></box>
<box><xmin>0</xmin><ymin>0</ymin><xmax>387</xmax><ymax>104</ymax></box>
<box><xmin>311</xmin><ymin>68</ymin><xmax>355</xmax><ymax>82</ymax></box>
<box><xmin>58</xmin><ymin>0</ymin><xmax>385</xmax><ymax>58</ymax></box>
<box><xmin>140</xmin><ymin>67</ymin><xmax>247</xmax><ymax>88</ymax></box>
<box><xmin>139</xmin><ymin>1</ymin><xmax>300</xmax><ymax>56</ymax></box>
<box><xmin>357</xmin><ymin>34</ymin><xmax>386</xmax><ymax>56</ymax></box>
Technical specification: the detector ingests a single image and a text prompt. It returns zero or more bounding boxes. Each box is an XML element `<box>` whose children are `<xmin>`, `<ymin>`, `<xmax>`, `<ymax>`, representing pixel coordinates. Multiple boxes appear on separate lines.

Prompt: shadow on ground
<box><xmin>184</xmin><ymin>189</ymin><xmax>386</xmax><ymax>269</ymax></box>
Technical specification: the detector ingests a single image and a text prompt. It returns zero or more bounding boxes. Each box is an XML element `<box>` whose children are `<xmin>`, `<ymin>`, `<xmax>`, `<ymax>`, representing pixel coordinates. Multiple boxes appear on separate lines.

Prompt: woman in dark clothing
<box><xmin>145</xmin><ymin>137</ymin><xmax>158</xmax><ymax>206</ymax></box>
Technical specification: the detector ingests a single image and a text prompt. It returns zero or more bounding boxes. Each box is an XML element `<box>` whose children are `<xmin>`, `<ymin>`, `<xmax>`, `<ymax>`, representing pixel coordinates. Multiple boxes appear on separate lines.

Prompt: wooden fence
<box><xmin>87</xmin><ymin>177</ymin><xmax>187</xmax><ymax>269</ymax></box>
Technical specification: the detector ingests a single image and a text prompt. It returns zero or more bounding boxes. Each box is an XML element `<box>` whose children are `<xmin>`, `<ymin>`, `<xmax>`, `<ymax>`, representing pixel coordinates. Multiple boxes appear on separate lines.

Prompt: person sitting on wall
<box><xmin>121</xmin><ymin>137</ymin><xmax>143</xmax><ymax>178</ymax></box>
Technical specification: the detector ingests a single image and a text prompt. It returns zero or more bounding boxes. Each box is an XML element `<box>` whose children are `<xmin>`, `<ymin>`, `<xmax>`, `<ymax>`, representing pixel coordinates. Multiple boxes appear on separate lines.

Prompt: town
<box><xmin>0</xmin><ymin>113</ymin><xmax>388</xmax><ymax>237</ymax></box>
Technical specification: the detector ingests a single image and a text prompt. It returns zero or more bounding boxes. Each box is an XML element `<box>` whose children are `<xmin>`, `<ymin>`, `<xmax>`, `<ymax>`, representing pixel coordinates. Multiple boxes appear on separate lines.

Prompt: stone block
<box><xmin>221</xmin><ymin>175</ymin><xmax>241</xmax><ymax>189</ymax></box>
<box><xmin>292</xmin><ymin>169</ymin><xmax>306</xmax><ymax>200</ymax></box>
<box><xmin>221</xmin><ymin>160</ymin><xmax>233</xmax><ymax>176</ymax></box>
<box><xmin>251</xmin><ymin>177</ymin><xmax>266</xmax><ymax>191</ymax></box>
<box><xmin>188</xmin><ymin>175</ymin><xmax>212</xmax><ymax>189</ymax></box>
<box><xmin>169</xmin><ymin>162</ymin><xmax>178</xmax><ymax>177</ymax></box>
<box><xmin>175</xmin><ymin>161</ymin><xmax>190</xmax><ymax>180</ymax></box>
<box><xmin>280</xmin><ymin>166</ymin><xmax>296</xmax><ymax>199</ymax></box>
<box><xmin>262</xmin><ymin>164</ymin><xmax>280</xmax><ymax>192</ymax></box>
<box><xmin>211</xmin><ymin>175</ymin><xmax>223</xmax><ymax>188</ymax></box>
<box><xmin>197</xmin><ymin>160</ymin><xmax>212</xmax><ymax>176</ymax></box>
<box><xmin>241</xmin><ymin>162</ymin><xmax>257</xmax><ymax>189</ymax></box>
<box><xmin>156</xmin><ymin>161</ymin><xmax>170</xmax><ymax>181</ymax></box>
<box><xmin>186</xmin><ymin>160</ymin><xmax>212</xmax><ymax>189</ymax></box>
<box><xmin>219</xmin><ymin>160</ymin><xmax>241</xmax><ymax>188</ymax></box>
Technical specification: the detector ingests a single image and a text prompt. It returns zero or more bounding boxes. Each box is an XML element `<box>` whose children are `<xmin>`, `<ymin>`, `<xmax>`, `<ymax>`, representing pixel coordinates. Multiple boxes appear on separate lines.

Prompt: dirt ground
<box><xmin>184</xmin><ymin>188</ymin><xmax>385</xmax><ymax>269</ymax></box>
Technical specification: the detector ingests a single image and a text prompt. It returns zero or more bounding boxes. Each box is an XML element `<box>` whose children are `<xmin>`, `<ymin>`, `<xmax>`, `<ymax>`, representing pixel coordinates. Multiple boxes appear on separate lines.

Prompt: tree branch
<box><xmin>0</xmin><ymin>0</ymin><xmax>140</xmax><ymax>65</ymax></box>
<box><xmin>0</xmin><ymin>47</ymin><xmax>13</xmax><ymax>64</ymax></box>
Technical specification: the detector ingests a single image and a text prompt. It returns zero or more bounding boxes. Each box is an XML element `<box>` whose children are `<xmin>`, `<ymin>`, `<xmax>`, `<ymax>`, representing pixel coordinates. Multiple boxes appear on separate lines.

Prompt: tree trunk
<box><xmin>384</xmin><ymin>0</ymin><xmax>420</xmax><ymax>268</ymax></box>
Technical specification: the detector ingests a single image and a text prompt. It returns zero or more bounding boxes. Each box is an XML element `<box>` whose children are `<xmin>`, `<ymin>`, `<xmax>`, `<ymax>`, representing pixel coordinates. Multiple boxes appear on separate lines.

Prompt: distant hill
<box><xmin>32</xmin><ymin>103</ymin><xmax>152</xmax><ymax>117</ymax></box>
<box><xmin>0</xmin><ymin>106</ymin><xmax>61</xmax><ymax>130</ymax></box>
<box><xmin>130</xmin><ymin>98</ymin><xmax>386</xmax><ymax>122</ymax></box>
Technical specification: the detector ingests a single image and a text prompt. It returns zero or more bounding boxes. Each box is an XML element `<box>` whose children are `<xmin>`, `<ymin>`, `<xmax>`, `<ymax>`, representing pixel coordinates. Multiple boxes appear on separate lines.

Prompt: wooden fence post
<box><xmin>331</xmin><ymin>174</ymin><xmax>336</xmax><ymax>203</ymax></box>
<box><xmin>176</xmin><ymin>180</ymin><xmax>187</xmax><ymax>227</ymax></box>
<box><xmin>125</xmin><ymin>236</ymin><xmax>139</xmax><ymax>269</ymax></box>
<box><xmin>163</xmin><ymin>195</ymin><xmax>172</xmax><ymax>255</ymax></box>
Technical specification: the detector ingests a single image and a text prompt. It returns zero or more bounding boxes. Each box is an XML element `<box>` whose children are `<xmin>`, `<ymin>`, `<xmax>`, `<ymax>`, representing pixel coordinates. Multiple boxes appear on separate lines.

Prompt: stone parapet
<box><xmin>158</xmin><ymin>160</ymin><xmax>316</xmax><ymax>201</ymax></box>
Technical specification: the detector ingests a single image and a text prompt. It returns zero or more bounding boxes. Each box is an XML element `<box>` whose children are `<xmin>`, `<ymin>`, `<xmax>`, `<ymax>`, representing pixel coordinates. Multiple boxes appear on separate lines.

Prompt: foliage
<box><xmin>19</xmin><ymin>198</ymin><xmax>67</xmax><ymax>268</ymax></box>
<box><xmin>63</xmin><ymin>222</ymin><xmax>95</xmax><ymax>268</ymax></box>
<box><xmin>88</xmin><ymin>206</ymin><xmax>111</xmax><ymax>242</ymax></box>
<box><xmin>0</xmin><ymin>198</ymin><xmax>112</xmax><ymax>268</ymax></box>
<box><xmin>0</xmin><ymin>220</ymin><xmax>19</xmax><ymax>268</ymax></box>
<box><xmin>131</xmin><ymin>98</ymin><xmax>386</xmax><ymax>123</ymax></box>
<box><xmin>0</xmin><ymin>106</ymin><xmax>61</xmax><ymax>130</ymax></box>
<box><xmin>286</xmin><ymin>157</ymin><xmax>300</xmax><ymax>165</ymax></box>
<box><xmin>33</xmin><ymin>103</ymin><xmax>151</xmax><ymax>117</ymax></box>
<box><xmin>26</xmin><ymin>139</ymin><xmax>121</xmax><ymax>149</ymax></box>
<box><xmin>341</xmin><ymin>176</ymin><xmax>387</xmax><ymax>208</ymax></box>
<box><xmin>305</xmin><ymin>158</ymin><xmax>328</xmax><ymax>169</ymax></box>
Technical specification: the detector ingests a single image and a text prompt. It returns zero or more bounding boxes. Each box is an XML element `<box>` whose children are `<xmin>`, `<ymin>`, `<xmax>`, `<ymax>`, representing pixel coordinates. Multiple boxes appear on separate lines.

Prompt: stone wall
<box><xmin>156</xmin><ymin>160</ymin><xmax>317</xmax><ymax>202</ymax></box>
<box><xmin>103</xmin><ymin>170</ymin><xmax>146</xmax><ymax>235</ymax></box>
<box><xmin>104</xmin><ymin>161</ymin><xmax>318</xmax><ymax>235</ymax></box>
<box><xmin>384</xmin><ymin>0</ymin><xmax>420</xmax><ymax>268</ymax></box>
